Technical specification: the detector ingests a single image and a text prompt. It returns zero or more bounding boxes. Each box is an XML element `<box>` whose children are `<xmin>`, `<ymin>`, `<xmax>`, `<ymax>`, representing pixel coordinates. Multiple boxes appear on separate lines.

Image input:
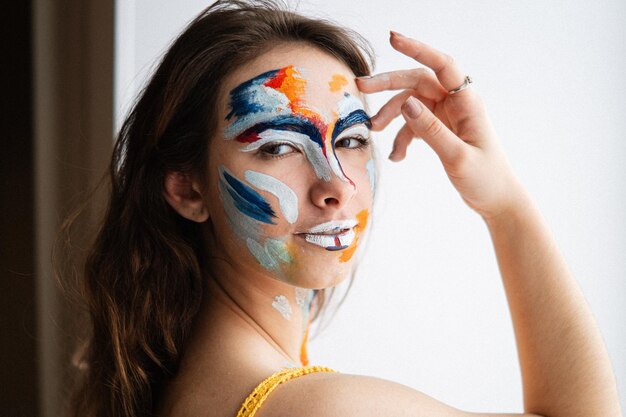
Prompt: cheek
<box><xmin>243</xmin><ymin>169</ymin><xmax>300</xmax><ymax>226</ymax></box>
<box><xmin>365</xmin><ymin>158</ymin><xmax>377</xmax><ymax>197</ymax></box>
<box><xmin>219</xmin><ymin>166</ymin><xmax>277</xmax><ymax>225</ymax></box>
<box><xmin>213</xmin><ymin>165</ymin><xmax>298</xmax><ymax>277</ymax></box>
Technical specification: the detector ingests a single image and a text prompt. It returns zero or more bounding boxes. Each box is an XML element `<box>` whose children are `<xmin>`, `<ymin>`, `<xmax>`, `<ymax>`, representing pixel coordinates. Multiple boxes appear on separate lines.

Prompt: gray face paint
<box><xmin>246</xmin><ymin>237</ymin><xmax>293</xmax><ymax>274</ymax></box>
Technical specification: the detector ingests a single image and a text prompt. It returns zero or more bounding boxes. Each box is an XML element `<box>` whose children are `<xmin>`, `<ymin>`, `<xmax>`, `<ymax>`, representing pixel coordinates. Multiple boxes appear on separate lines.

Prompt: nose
<box><xmin>309</xmin><ymin>175</ymin><xmax>357</xmax><ymax>210</ymax></box>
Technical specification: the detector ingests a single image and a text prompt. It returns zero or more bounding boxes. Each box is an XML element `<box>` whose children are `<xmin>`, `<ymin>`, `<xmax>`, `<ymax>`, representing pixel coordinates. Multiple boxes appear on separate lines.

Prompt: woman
<box><xmin>63</xmin><ymin>1</ymin><xmax>622</xmax><ymax>416</ymax></box>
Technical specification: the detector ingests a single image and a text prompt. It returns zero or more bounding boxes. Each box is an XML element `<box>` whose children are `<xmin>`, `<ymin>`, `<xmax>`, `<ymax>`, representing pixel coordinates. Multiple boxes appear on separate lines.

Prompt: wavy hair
<box><xmin>59</xmin><ymin>1</ymin><xmax>374</xmax><ymax>416</ymax></box>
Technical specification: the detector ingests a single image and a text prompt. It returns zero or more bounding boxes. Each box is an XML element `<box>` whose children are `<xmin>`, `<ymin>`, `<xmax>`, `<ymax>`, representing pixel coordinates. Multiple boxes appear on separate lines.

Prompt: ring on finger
<box><xmin>448</xmin><ymin>75</ymin><xmax>473</xmax><ymax>95</ymax></box>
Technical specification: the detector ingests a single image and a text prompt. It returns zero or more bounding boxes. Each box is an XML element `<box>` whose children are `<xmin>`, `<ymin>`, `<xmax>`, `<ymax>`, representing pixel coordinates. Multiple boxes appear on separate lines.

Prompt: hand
<box><xmin>357</xmin><ymin>31</ymin><xmax>527</xmax><ymax>220</ymax></box>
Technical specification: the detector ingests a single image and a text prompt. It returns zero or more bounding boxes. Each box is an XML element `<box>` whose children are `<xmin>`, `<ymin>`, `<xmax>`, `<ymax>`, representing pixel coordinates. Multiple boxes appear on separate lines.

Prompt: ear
<box><xmin>163</xmin><ymin>171</ymin><xmax>209</xmax><ymax>222</ymax></box>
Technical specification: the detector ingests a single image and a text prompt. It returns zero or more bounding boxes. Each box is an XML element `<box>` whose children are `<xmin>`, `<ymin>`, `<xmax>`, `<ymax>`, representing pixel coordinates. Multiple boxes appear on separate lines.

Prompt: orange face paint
<box><xmin>226</xmin><ymin>66</ymin><xmax>370</xmax><ymax>185</ymax></box>
<box><xmin>328</xmin><ymin>74</ymin><xmax>348</xmax><ymax>92</ymax></box>
<box><xmin>339</xmin><ymin>209</ymin><xmax>369</xmax><ymax>263</ymax></box>
<box><xmin>265</xmin><ymin>66</ymin><xmax>326</xmax><ymax>136</ymax></box>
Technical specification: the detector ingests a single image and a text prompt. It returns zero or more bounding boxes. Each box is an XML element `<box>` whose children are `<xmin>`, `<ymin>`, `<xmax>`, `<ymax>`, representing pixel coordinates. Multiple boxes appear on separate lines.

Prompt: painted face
<box><xmin>206</xmin><ymin>46</ymin><xmax>375</xmax><ymax>290</ymax></box>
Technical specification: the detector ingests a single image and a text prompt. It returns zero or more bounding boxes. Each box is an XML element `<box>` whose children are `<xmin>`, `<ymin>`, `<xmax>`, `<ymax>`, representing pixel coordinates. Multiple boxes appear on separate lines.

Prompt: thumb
<box><xmin>401</xmin><ymin>96</ymin><xmax>466</xmax><ymax>166</ymax></box>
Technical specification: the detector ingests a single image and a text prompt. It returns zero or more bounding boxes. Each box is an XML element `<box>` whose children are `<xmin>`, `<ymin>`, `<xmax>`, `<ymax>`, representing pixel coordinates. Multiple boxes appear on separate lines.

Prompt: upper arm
<box><xmin>255</xmin><ymin>373</ymin><xmax>543</xmax><ymax>417</ymax></box>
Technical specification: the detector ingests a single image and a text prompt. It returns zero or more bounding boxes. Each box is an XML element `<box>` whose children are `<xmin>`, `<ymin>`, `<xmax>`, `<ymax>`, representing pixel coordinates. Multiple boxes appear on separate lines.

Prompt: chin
<box><xmin>280</xmin><ymin>257</ymin><xmax>353</xmax><ymax>289</ymax></box>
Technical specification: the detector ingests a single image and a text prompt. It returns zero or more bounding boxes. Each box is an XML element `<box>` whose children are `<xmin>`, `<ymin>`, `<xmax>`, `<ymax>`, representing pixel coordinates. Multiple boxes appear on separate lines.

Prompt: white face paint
<box><xmin>336</xmin><ymin>92</ymin><xmax>365</xmax><ymax>118</ymax></box>
<box><xmin>218</xmin><ymin>165</ymin><xmax>292</xmax><ymax>276</ymax></box>
<box><xmin>298</xmin><ymin>219</ymin><xmax>358</xmax><ymax>251</ymax></box>
<box><xmin>244</xmin><ymin>170</ymin><xmax>299</xmax><ymax>224</ymax></box>
<box><xmin>213</xmin><ymin>60</ymin><xmax>373</xmax><ymax>290</ymax></box>
<box><xmin>240</xmin><ymin>129</ymin><xmax>332</xmax><ymax>181</ymax></box>
<box><xmin>271</xmin><ymin>295</ymin><xmax>293</xmax><ymax>321</ymax></box>
<box><xmin>337</xmin><ymin>124</ymin><xmax>370</xmax><ymax>141</ymax></box>
<box><xmin>295</xmin><ymin>287</ymin><xmax>315</xmax><ymax>322</ymax></box>
<box><xmin>223</xmin><ymin>68</ymin><xmax>303</xmax><ymax>140</ymax></box>
<box><xmin>295</xmin><ymin>287</ymin><xmax>312</xmax><ymax>307</ymax></box>
<box><xmin>304</xmin><ymin>228</ymin><xmax>355</xmax><ymax>250</ymax></box>
<box><xmin>225</xmin><ymin>66</ymin><xmax>370</xmax><ymax>187</ymax></box>
<box><xmin>217</xmin><ymin>166</ymin><xmax>261</xmax><ymax>240</ymax></box>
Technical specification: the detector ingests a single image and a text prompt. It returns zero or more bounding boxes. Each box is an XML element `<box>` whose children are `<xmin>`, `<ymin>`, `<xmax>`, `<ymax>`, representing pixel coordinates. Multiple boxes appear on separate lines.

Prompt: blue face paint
<box><xmin>220</xmin><ymin>167</ymin><xmax>276</xmax><ymax>224</ymax></box>
<box><xmin>225</xmin><ymin>69</ymin><xmax>282</xmax><ymax>122</ymax></box>
<box><xmin>331</xmin><ymin>109</ymin><xmax>372</xmax><ymax>141</ymax></box>
<box><xmin>218</xmin><ymin>67</ymin><xmax>372</xmax><ymax>277</ymax></box>
<box><xmin>235</xmin><ymin>115</ymin><xmax>325</xmax><ymax>150</ymax></box>
<box><xmin>224</xmin><ymin>67</ymin><xmax>372</xmax><ymax>186</ymax></box>
<box><xmin>218</xmin><ymin>166</ymin><xmax>292</xmax><ymax>277</ymax></box>
<box><xmin>329</xmin><ymin>103</ymin><xmax>372</xmax><ymax>185</ymax></box>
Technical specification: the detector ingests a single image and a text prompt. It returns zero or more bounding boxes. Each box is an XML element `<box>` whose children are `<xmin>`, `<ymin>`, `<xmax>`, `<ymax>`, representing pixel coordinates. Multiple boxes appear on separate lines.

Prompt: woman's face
<box><xmin>206</xmin><ymin>44</ymin><xmax>374</xmax><ymax>289</ymax></box>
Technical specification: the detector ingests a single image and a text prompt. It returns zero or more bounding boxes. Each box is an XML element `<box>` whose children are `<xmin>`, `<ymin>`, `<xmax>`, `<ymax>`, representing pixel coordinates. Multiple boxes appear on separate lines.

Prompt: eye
<box><xmin>258</xmin><ymin>142</ymin><xmax>299</xmax><ymax>158</ymax></box>
<box><xmin>335</xmin><ymin>136</ymin><xmax>370</xmax><ymax>150</ymax></box>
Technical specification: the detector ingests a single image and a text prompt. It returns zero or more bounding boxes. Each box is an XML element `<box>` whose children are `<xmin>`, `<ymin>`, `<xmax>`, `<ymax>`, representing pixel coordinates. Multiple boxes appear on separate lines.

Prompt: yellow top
<box><xmin>236</xmin><ymin>366</ymin><xmax>337</xmax><ymax>417</ymax></box>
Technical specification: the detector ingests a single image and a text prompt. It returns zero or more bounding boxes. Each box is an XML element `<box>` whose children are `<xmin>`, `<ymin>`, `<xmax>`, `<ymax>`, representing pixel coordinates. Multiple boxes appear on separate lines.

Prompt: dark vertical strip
<box><xmin>33</xmin><ymin>0</ymin><xmax>114</xmax><ymax>415</ymax></box>
<box><xmin>0</xmin><ymin>0</ymin><xmax>38</xmax><ymax>416</ymax></box>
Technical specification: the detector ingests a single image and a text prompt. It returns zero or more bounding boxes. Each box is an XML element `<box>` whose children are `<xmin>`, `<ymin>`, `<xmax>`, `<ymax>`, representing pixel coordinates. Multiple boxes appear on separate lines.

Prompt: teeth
<box><xmin>303</xmin><ymin>228</ymin><xmax>355</xmax><ymax>250</ymax></box>
<box><xmin>315</xmin><ymin>228</ymin><xmax>346</xmax><ymax>235</ymax></box>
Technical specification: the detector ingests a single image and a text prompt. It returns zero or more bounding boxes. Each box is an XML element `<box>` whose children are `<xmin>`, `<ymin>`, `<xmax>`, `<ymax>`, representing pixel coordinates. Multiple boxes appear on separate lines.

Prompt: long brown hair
<box><xmin>60</xmin><ymin>1</ymin><xmax>374</xmax><ymax>416</ymax></box>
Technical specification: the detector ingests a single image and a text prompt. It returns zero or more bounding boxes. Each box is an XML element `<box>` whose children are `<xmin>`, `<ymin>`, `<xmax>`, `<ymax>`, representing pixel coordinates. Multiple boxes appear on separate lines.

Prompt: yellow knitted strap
<box><xmin>236</xmin><ymin>366</ymin><xmax>337</xmax><ymax>417</ymax></box>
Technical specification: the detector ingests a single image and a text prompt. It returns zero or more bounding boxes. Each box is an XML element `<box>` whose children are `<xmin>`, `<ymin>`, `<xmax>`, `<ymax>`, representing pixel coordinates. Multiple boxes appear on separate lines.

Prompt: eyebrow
<box><xmin>331</xmin><ymin>109</ymin><xmax>371</xmax><ymax>141</ymax></box>
<box><xmin>234</xmin><ymin>115</ymin><xmax>324</xmax><ymax>149</ymax></box>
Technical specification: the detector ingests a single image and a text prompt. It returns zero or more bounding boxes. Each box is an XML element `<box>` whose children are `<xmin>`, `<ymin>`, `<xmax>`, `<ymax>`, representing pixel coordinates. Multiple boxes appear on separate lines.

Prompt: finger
<box><xmin>389</xmin><ymin>123</ymin><xmax>417</xmax><ymax>162</ymax></box>
<box><xmin>389</xmin><ymin>31</ymin><xmax>469</xmax><ymax>95</ymax></box>
<box><xmin>371</xmin><ymin>90</ymin><xmax>435</xmax><ymax>131</ymax></box>
<box><xmin>356</xmin><ymin>68</ymin><xmax>447</xmax><ymax>101</ymax></box>
<box><xmin>370</xmin><ymin>90</ymin><xmax>412</xmax><ymax>131</ymax></box>
<box><xmin>400</xmin><ymin>96</ymin><xmax>467</xmax><ymax>166</ymax></box>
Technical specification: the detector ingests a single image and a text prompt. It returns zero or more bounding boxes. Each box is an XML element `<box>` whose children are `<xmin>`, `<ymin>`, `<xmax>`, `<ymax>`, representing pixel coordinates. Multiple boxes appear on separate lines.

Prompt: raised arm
<box><xmin>356</xmin><ymin>31</ymin><xmax>622</xmax><ymax>417</ymax></box>
<box><xmin>484</xmin><ymin>180</ymin><xmax>621</xmax><ymax>417</ymax></box>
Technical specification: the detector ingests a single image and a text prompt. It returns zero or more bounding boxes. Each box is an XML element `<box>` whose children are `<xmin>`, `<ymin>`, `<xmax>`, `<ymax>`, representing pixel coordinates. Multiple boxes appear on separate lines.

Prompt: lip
<box><xmin>296</xmin><ymin>219</ymin><xmax>357</xmax><ymax>251</ymax></box>
<box><xmin>300</xmin><ymin>219</ymin><xmax>357</xmax><ymax>234</ymax></box>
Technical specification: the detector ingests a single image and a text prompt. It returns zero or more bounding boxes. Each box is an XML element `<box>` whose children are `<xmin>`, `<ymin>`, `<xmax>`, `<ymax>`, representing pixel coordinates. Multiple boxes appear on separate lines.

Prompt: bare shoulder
<box><xmin>255</xmin><ymin>372</ymin><xmax>542</xmax><ymax>417</ymax></box>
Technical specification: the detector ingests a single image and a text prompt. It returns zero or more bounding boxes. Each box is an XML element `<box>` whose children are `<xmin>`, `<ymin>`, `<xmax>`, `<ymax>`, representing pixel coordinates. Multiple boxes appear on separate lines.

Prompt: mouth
<box><xmin>297</xmin><ymin>220</ymin><xmax>357</xmax><ymax>251</ymax></box>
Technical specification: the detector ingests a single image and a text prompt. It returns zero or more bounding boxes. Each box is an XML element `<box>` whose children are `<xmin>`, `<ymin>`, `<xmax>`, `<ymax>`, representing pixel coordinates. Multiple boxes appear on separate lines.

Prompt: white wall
<box><xmin>115</xmin><ymin>0</ymin><xmax>626</xmax><ymax>413</ymax></box>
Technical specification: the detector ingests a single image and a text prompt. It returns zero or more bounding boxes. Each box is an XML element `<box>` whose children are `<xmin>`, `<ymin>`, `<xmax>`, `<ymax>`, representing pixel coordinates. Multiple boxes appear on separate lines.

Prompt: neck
<box><xmin>201</xmin><ymin>255</ymin><xmax>316</xmax><ymax>367</ymax></box>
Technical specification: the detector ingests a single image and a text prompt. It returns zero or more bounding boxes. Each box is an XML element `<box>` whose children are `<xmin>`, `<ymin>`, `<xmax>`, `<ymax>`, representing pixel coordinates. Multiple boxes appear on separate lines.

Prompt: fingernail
<box><xmin>390</xmin><ymin>30</ymin><xmax>406</xmax><ymax>38</ymax></box>
<box><xmin>403</xmin><ymin>96</ymin><xmax>422</xmax><ymax>119</ymax></box>
<box><xmin>356</xmin><ymin>75</ymin><xmax>373</xmax><ymax>81</ymax></box>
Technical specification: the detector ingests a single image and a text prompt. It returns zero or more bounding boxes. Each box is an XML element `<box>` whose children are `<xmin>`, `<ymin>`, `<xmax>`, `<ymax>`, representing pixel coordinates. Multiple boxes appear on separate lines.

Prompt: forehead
<box><xmin>220</xmin><ymin>44</ymin><xmax>362</xmax><ymax>114</ymax></box>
